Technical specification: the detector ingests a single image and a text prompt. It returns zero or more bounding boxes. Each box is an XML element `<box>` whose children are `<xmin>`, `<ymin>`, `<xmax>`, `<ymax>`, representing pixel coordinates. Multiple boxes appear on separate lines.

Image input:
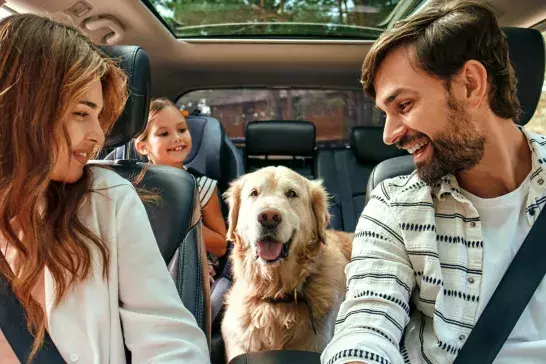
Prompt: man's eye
<box><xmin>286</xmin><ymin>189</ymin><xmax>298</xmax><ymax>198</ymax></box>
<box><xmin>400</xmin><ymin>102</ymin><xmax>412</xmax><ymax>113</ymax></box>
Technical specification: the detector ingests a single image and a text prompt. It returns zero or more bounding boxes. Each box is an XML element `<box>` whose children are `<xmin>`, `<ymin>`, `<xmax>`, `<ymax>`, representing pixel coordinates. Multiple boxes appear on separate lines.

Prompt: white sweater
<box><xmin>0</xmin><ymin>167</ymin><xmax>210</xmax><ymax>364</ymax></box>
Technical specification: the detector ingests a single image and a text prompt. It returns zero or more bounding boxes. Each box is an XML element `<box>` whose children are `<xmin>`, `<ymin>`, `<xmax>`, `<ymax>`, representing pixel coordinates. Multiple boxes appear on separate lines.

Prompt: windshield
<box><xmin>144</xmin><ymin>0</ymin><xmax>425</xmax><ymax>39</ymax></box>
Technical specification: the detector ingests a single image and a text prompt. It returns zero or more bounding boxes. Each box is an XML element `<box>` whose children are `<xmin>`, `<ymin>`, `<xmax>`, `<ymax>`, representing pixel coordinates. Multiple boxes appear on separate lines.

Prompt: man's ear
<box><xmin>309</xmin><ymin>179</ymin><xmax>330</xmax><ymax>244</ymax></box>
<box><xmin>459</xmin><ymin>60</ymin><xmax>488</xmax><ymax>109</ymax></box>
<box><xmin>135</xmin><ymin>140</ymin><xmax>149</xmax><ymax>156</ymax></box>
<box><xmin>224</xmin><ymin>176</ymin><xmax>245</xmax><ymax>241</ymax></box>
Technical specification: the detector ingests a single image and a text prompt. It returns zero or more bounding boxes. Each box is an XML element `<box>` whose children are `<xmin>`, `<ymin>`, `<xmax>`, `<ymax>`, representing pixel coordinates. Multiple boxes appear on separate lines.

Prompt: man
<box><xmin>321</xmin><ymin>1</ymin><xmax>546</xmax><ymax>364</ymax></box>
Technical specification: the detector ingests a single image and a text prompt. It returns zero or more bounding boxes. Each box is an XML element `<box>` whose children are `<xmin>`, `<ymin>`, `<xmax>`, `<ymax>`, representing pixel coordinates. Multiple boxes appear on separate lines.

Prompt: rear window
<box><xmin>176</xmin><ymin>88</ymin><xmax>384</xmax><ymax>143</ymax></box>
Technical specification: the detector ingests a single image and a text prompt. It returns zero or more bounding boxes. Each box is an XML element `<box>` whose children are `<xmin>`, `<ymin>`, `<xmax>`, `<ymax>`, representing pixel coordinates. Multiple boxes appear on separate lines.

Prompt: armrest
<box><xmin>228</xmin><ymin>350</ymin><xmax>321</xmax><ymax>364</ymax></box>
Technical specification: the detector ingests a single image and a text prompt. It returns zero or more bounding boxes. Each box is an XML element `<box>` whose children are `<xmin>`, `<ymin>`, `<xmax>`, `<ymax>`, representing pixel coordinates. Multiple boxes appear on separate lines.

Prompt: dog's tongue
<box><xmin>257</xmin><ymin>241</ymin><xmax>283</xmax><ymax>261</ymax></box>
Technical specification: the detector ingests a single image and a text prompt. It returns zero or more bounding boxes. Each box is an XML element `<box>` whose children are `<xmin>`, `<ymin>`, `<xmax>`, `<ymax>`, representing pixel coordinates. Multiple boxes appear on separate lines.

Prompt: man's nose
<box><xmin>383</xmin><ymin>114</ymin><xmax>407</xmax><ymax>145</ymax></box>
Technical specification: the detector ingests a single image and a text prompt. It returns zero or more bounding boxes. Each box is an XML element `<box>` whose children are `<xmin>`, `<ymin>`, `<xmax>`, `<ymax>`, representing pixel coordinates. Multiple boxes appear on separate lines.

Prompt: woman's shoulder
<box><xmin>88</xmin><ymin>166</ymin><xmax>136</xmax><ymax>200</ymax></box>
<box><xmin>89</xmin><ymin>166</ymin><xmax>132</xmax><ymax>187</ymax></box>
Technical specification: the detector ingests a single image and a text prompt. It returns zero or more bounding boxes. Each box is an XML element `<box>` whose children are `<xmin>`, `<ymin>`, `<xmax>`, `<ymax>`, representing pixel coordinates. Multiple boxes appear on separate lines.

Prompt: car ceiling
<box><xmin>5</xmin><ymin>0</ymin><xmax>546</xmax><ymax>100</ymax></box>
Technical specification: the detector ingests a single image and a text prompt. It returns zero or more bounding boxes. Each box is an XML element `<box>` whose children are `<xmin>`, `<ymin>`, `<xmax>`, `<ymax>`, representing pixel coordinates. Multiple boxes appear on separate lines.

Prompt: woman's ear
<box><xmin>135</xmin><ymin>140</ymin><xmax>149</xmax><ymax>156</ymax></box>
<box><xmin>224</xmin><ymin>176</ymin><xmax>245</xmax><ymax>241</ymax></box>
<box><xmin>309</xmin><ymin>179</ymin><xmax>330</xmax><ymax>244</ymax></box>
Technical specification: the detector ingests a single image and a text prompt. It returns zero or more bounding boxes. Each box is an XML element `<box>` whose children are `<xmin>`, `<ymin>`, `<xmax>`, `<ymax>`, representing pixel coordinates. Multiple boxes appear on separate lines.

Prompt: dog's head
<box><xmin>224</xmin><ymin>166</ymin><xmax>330</xmax><ymax>269</ymax></box>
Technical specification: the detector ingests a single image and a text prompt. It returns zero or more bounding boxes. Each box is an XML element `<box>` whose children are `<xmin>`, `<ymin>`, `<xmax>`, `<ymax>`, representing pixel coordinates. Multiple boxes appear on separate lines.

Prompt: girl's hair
<box><xmin>0</xmin><ymin>14</ymin><xmax>127</xmax><ymax>359</ymax></box>
<box><xmin>134</xmin><ymin>97</ymin><xmax>181</xmax><ymax>150</ymax></box>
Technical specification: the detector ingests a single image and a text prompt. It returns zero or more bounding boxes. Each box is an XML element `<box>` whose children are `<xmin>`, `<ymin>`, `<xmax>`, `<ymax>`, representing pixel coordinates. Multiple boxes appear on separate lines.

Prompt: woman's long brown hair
<box><xmin>0</xmin><ymin>14</ymin><xmax>127</xmax><ymax>360</ymax></box>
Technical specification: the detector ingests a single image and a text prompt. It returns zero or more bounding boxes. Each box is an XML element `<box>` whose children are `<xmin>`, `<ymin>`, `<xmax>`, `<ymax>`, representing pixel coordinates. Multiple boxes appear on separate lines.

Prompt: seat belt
<box><xmin>0</xmin><ymin>271</ymin><xmax>64</xmax><ymax>363</ymax></box>
<box><xmin>454</xmin><ymin>206</ymin><xmax>546</xmax><ymax>364</ymax></box>
<box><xmin>334</xmin><ymin>151</ymin><xmax>356</xmax><ymax>232</ymax></box>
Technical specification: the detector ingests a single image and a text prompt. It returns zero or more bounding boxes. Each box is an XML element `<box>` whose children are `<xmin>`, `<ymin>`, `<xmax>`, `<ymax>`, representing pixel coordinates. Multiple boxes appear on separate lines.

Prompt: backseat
<box><xmin>245</xmin><ymin>120</ymin><xmax>316</xmax><ymax>178</ymax></box>
<box><xmin>315</xmin><ymin>126</ymin><xmax>405</xmax><ymax>232</ymax></box>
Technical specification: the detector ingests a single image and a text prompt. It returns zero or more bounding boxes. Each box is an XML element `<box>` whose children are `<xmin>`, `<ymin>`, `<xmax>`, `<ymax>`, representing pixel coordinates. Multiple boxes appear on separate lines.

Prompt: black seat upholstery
<box><xmin>95</xmin><ymin>46</ymin><xmax>211</xmax><ymax>348</ymax></box>
<box><xmin>228</xmin><ymin>350</ymin><xmax>320</xmax><ymax>364</ymax></box>
<box><xmin>315</xmin><ymin>126</ymin><xmax>405</xmax><ymax>232</ymax></box>
<box><xmin>100</xmin><ymin>45</ymin><xmax>151</xmax><ymax>150</ymax></box>
<box><xmin>184</xmin><ymin>115</ymin><xmax>244</xmax><ymax>216</ymax></box>
<box><xmin>245</xmin><ymin>120</ymin><xmax>316</xmax><ymax>178</ymax></box>
<box><xmin>365</xmin><ymin>27</ymin><xmax>545</xmax><ymax>199</ymax></box>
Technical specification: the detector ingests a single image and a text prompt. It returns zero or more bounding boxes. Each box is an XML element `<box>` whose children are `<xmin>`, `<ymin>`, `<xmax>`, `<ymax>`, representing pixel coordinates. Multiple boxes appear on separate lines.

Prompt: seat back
<box><xmin>315</xmin><ymin>126</ymin><xmax>404</xmax><ymax>231</ymax></box>
<box><xmin>183</xmin><ymin>116</ymin><xmax>244</xmax><ymax>216</ymax></box>
<box><xmin>365</xmin><ymin>27</ymin><xmax>546</xmax><ymax>198</ymax></box>
<box><xmin>245</xmin><ymin>120</ymin><xmax>316</xmax><ymax>179</ymax></box>
<box><xmin>96</xmin><ymin>46</ymin><xmax>211</xmax><ymax>347</ymax></box>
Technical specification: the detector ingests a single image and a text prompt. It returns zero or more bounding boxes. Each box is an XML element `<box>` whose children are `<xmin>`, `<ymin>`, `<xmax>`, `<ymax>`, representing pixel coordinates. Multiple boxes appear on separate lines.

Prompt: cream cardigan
<box><xmin>0</xmin><ymin>167</ymin><xmax>210</xmax><ymax>364</ymax></box>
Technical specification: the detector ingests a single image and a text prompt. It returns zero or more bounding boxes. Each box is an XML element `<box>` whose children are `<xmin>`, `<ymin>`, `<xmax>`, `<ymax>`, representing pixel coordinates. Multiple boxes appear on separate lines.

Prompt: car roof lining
<box><xmin>5</xmin><ymin>0</ymin><xmax>546</xmax><ymax>98</ymax></box>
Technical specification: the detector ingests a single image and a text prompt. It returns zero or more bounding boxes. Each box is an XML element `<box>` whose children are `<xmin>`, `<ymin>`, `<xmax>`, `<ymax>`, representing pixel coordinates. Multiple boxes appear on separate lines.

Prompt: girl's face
<box><xmin>51</xmin><ymin>78</ymin><xmax>105</xmax><ymax>183</ymax></box>
<box><xmin>138</xmin><ymin>106</ymin><xmax>192</xmax><ymax>168</ymax></box>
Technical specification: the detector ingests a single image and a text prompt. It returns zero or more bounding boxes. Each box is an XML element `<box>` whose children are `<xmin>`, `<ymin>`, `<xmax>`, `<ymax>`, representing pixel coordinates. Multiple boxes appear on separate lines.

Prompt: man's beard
<box><xmin>397</xmin><ymin>96</ymin><xmax>486</xmax><ymax>185</ymax></box>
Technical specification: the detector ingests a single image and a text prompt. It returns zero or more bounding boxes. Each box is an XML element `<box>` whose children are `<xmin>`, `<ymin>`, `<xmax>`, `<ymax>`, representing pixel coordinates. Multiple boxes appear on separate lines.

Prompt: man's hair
<box><xmin>361</xmin><ymin>0</ymin><xmax>520</xmax><ymax>121</ymax></box>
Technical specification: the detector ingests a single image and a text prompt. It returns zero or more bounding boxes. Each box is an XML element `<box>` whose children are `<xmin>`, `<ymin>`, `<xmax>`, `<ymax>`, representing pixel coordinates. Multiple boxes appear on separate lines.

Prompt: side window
<box><xmin>525</xmin><ymin>31</ymin><xmax>546</xmax><ymax>134</ymax></box>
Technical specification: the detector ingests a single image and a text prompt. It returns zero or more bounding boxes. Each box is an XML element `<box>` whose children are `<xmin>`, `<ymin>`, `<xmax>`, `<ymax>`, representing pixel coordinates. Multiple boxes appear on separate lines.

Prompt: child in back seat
<box><xmin>134</xmin><ymin>98</ymin><xmax>227</xmax><ymax>284</ymax></box>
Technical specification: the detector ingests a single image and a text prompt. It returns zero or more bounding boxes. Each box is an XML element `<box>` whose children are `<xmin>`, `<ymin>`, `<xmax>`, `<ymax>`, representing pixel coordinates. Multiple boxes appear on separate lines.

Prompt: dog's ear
<box><xmin>223</xmin><ymin>176</ymin><xmax>245</xmax><ymax>241</ymax></box>
<box><xmin>309</xmin><ymin>179</ymin><xmax>330</xmax><ymax>244</ymax></box>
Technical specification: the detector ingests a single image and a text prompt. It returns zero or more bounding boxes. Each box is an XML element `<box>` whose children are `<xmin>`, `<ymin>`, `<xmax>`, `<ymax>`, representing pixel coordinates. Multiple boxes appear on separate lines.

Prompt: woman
<box><xmin>0</xmin><ymin>14</ymin><xmax>209</xmax><ymax>363</ymax></box>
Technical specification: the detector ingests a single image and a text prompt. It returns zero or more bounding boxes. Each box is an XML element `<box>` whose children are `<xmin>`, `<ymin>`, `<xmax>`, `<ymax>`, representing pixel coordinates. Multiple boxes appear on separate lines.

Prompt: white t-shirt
<box><xmin>462</xmin><ymin>175</ymin><xmax>546</xmax><ymax>363</ymax></box>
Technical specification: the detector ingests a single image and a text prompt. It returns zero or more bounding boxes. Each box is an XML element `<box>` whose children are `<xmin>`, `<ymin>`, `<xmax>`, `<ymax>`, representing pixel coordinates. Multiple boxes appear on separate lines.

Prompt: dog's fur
<box><xmin>221</xmin><ymin>166</ymin><xmax>353</xmax><ymax>361</ymax></box>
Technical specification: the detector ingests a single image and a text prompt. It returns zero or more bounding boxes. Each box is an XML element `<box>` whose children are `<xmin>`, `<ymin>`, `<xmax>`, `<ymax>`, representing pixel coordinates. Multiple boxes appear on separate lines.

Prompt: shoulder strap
<box><xmin>454</xmin><ymin>207</ymin><xmax>546</xmax><ymax>363</ymax></box>
<box><xmin>334</xmin><ymin>151</ymin><xmax>356</xmax><ymax>232</ymax></box>
<box><xmin>0</xmin><ymin>271</ymin><xmax>64</xmax><ymax>363</ymax></box>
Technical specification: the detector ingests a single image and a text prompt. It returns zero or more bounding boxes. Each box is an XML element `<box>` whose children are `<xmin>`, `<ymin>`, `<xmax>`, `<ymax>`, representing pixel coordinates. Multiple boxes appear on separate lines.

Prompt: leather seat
<box><xmin>245</xmin><ymin>120</ymin><xmax>316</xmax><ymax>179</ymax></box>
<box><xmin>365</xmin><ymin>27</ymin><xmax>545</xmax><ymax>200</ymax></box>
<box><xmin>228</xmin><ymin>350</ymin><xmax>320</xmax><ymax>364</ymax></box>
<box><xmin>96</xmin><ymin>46</ymin><xmax>212</xmax><ymax>349</ymax></box>
<box><xmin>315</xmin><ymin>126</ymin><xmax>404</xmax><ymax>232</ymax></box>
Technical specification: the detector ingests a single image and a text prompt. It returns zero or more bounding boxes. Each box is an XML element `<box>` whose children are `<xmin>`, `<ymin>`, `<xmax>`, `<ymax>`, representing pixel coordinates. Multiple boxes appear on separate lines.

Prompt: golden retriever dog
<box><xmin>222</xmin><ymin>166</ymin><xmax>353</xmax><ymax>361</ymax></box>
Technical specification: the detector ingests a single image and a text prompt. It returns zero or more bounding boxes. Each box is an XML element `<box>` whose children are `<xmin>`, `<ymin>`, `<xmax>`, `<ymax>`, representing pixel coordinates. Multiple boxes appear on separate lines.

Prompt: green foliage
<box><xmin>148</xmin><ymin>0</ymin><xmax>409</xmax><ymax>37</ymax></box>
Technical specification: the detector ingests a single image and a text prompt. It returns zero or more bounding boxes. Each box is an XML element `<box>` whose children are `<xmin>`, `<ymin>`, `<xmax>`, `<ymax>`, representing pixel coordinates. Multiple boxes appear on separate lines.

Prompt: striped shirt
<box><xmin>321</xmin><ymin>127</ymin><xmax>546</xmax><ymax>364</ymax></box>
<box><xmin>196</xmin><ymin>175</ymin><xmax>217</xmax><ymax>208</ymax></box>
<box><xmin>182</xmin><ymin>166</ymin><xmax>217</xmax><ymax>208</ymax></box>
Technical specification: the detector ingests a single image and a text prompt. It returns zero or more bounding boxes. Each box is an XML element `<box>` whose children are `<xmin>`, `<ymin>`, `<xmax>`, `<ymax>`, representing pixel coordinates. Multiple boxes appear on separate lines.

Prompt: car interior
<box><xmin>1</xmin><ymin>0</ymin><xmax>546</xmax><ymax>363</ymax></box>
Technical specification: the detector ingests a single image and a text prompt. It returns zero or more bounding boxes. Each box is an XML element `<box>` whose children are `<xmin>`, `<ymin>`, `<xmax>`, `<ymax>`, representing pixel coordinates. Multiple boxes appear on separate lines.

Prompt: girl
<box><xmin>134</xmin><ymin>99</ymin><xmax>228</xmax><ymax>283</ymax></box>
<box><xmin>0</xmin><ymin>14</ymin><xmax>209</xmax><ymax>363</ymax></box>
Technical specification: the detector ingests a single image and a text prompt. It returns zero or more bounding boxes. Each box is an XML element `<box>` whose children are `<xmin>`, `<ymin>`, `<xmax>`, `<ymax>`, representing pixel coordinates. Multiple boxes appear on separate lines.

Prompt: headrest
<box><xmin>245</xmin><ymin>121</ymin><xmax>315</xmax><ymax>156</ymax></box>
<box><xmin>350</xmin><ymin>126</ymin><xmax>406</xmax><ymax>164</ymax></box>
<box><xmin>504</xmin><ymin>27</ymin><xmax>545</xmax><ymax>126</ymax></box>
<box><xmin>365</xmin><ymin>155</ymin><xmax>415</xmax><ymax>205</ymax></box>
<box><xmin>184</xmin><ymin>116</ymin><xmax>224</xmax><ymax>181</ymax></box>
<box><xmin>100</xmin><ymin>45</ymin><xmax>151</xmax><ymax>148</ymax></box>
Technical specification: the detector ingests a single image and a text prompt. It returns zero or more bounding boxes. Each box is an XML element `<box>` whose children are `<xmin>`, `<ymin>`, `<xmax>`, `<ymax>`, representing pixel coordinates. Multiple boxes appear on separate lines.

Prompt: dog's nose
<box><xmin>258</xmin><ymin>209</ymin><xmax>282</xmax><ymax>228</ymax></box>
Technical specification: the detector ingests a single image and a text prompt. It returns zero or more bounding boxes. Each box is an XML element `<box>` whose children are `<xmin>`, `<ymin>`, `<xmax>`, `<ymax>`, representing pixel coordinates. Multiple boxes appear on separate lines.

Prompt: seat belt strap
<box><xmin>454</xmin><ymin>206</ymin><xmax>546</xmax><ymax>363</ymax></box>
<box><xmin>334</xmin><ymin>151</ymin><xmax>356</xmax><ymax>232</ymax></box>
<box><xmin>0</xmin><ymin>269</ymin><xmax>64</xmax><ymax>363</ymax></box>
